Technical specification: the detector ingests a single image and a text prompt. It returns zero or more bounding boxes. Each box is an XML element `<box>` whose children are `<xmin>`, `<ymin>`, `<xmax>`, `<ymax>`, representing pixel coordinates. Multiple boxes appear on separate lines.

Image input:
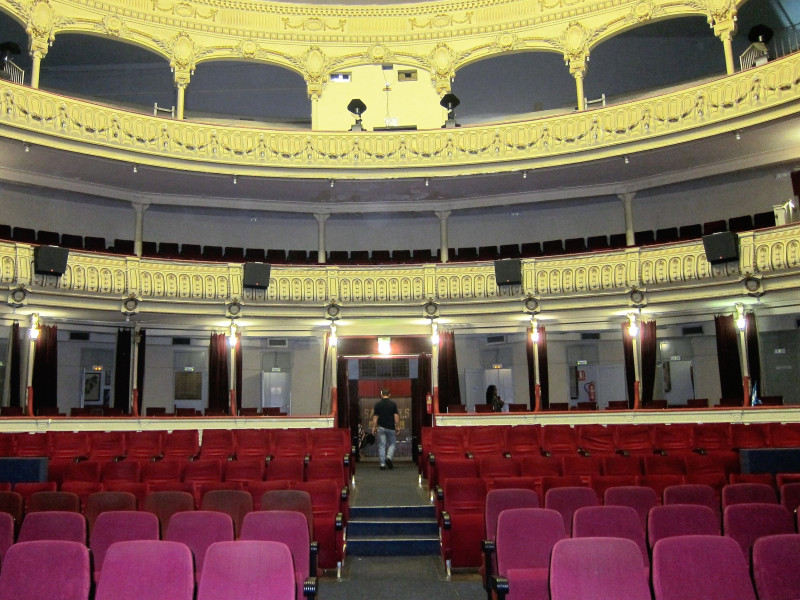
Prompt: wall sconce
<box><xmin>329</xmin><ymin>322</ymin><xmax>338</xmax><ymax>347</ymax></box>
<box><xmin>378</xmin><ymin>337</ymin><xmax>391</xmax><ymax>355</ymax></box>
<box><xmin>430</xmin><ymin>321</ymin><xmax>439</xmax><ymax>346</ymax></box>
<box><xmin>736</xmin><ymin>303</ymin><xmax>747</xmax><ymax>331</ymax></box>
<box><xmin>29</xmin><ymin>313</ymin><xmax>40</xmax><ymax>340</ymax></box>
<box><xmin>627</xmin><ymin>312</ymin><xmax>639</xmax><ymax>337</ymax></box>
<box><xmin>227</xmin><ymin>321</ymin><xmax>238</xmax><ymax>347</ymax></box>
<box><xmin>530</xmin><ymin>317</ymin><xmax>540</xmax><ymax>343</ymax></box>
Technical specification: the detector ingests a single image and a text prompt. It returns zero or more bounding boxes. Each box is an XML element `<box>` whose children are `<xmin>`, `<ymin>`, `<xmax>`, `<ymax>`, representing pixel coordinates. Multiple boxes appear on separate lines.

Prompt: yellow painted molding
<box><xmin>0</xmin><ymin>51</ymin><xmax>797</xmax><ymax>177</ymax></box>
<box><xmin>2</xmin><ymin>222</ymin><xmax>799</xmax><ymax>307</ymax></box>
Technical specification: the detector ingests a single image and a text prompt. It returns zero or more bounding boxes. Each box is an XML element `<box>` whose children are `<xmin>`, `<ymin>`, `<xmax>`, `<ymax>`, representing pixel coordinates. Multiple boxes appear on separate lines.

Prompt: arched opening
<box><xmin>38</xmin><ymin>33</ymin><xmax>173</xmax><ymax>112</ymax></box>
<box><xmin>187</xmin><ymin>60</ymin><xmax>310</xmax><ymax>125</ymax></box>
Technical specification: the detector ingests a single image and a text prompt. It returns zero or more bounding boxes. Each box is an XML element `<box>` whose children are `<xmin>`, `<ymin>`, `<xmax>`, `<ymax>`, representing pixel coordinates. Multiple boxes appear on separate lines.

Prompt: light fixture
<box><xmin>440</xmin><ymin>93</ymin><xmax>460</xmax><ymax>128</ymax></box>
<box><xmin>329</xmin><ymin>322</ymin><xmax>338</xmax><ymax>347</ymax></box>
<box><xmin>736</xmin><ymin>303</ymin><xmax>747</xmax><ymax>331</ymax></box>
<box><xmin>624</xmin><ymin>155</ymin><xmax>630</xmax><ymax>165</ymax></box>
<box><xmin>23</xmin><ymin>143</ymin><xmax>30</xmax><ymax>153</ymax></box>
<box><xmin>735</xmin><ymin>130</ymin><xmax>741</xmax><ymax>141</ymax></box>
<box><xmin>233</xmin><ymin>175</ymin><xmax>238</xmax><ymax>185</ymax></box>
<box><xmin>378</xmin><ymin>337</ymin><xmax>391</xmax><ymax>355</ymax></box>
<box><xmin>522</xmin><ymin>171</ymin><xmax>527</xmax><ymax>179</ymax></box>
<box><xmin>424</xmin><ymin>178</ymin><xmax>430</xmax><ymax>187</ymax></box>
<box><xmin>430</xmin><ymin>321</ymin><xmax>439</xmax><ymax>346</ymax></box>
<box><xmin>329</xmin><ymin>179</ymin><xmax>335</xmax><ymax>188</ymax></box>
<box><xmin>530</xmin><ymin>317</ymin><xmax>540</xmax><ymax>343</ymax></box>
<box><xmin>29</xmin><ymin>313</ymin><xmax>40</xmax><ymax>340</ymax></box>
<box><xmin>132</xmin><ymin>165</ymin><xmax>138</xmax><ymax>174</ymax></box>
<box><xmin>227</xmin><ymin>321</ymin><xmax>238</xmax><ymax>347</ymax></box>
<box><xmin>627</xmin><ymin>312</ymin><xmax>639</xmax><ymax>337</ymax></box>
<box><xmin>347</xmin><ymin>98</ymin><xmax>367</xmax><ymax>131</ymax></box>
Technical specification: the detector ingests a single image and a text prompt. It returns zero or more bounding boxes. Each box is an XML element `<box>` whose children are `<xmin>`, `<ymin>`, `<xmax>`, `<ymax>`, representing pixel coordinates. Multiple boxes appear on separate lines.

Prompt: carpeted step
<box><xmin>347</xmin><ymin>505</ymin><xmax>440</xmax><ymax>556</ymax></box>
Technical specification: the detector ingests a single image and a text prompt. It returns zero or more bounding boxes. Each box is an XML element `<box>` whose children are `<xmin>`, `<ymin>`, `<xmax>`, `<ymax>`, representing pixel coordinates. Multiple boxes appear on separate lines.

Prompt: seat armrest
<box><xmin>309</xmin><ymin>541</ymin><xmax>319</xmax><ymax>576</ymax></box>
<box><xmin>492</xmin><ymin>575</ymin><xmax>509</xmax><ymax>600</ymax></box>
<box><xmin>442</xmin><ymin>511</ymin><xmax>451</xmax><ymax>529</ymax></box>
<box><xmin>335</xmin><ymin>513</ymin><xmax>343</xmax><ymax>530</ymax></box>
<box><xmin>303</xmin><ymin>577</ymin><xmax>318</xmax><ymax>600</ymax></box>
<box><xmin>482</xmin><ymin>539</ymin><xmax>496</xmax><ymax>592</ymax></box>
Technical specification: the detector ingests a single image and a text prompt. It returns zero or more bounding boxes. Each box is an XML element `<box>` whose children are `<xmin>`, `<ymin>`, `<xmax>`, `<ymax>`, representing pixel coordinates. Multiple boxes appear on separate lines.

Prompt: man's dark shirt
<box><xmin>373</xmin><ymin>397</ymin><xmax>398</xmax><ymax>429</ymax></box>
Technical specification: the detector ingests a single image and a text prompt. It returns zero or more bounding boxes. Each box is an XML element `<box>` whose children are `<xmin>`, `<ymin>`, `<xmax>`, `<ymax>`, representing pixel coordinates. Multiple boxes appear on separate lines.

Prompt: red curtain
<box><xmin>525</xmin><ymin>324</ymin><xmax>549</xmax><ymax>410</ymax></box>
<box><xmin>114</xmin><ymin>328</ymin><xmax>131</xmax><ymax>413</ymax></box>
<box><xmin>640</xmin><ymin>320</ymin><xmax>657</xmax><ymax>406</ymax></box>
<box><xmin>135</xmin><ymin>329</ymin><xmax>146</xmax><ymax>412</ymax></box>
<box><xmin>622</xmin><ymin>321</ymin><xmax>635</xmax><ymax>408</ymax></box>
<box><xmin>8</xmin><ymin>323</ymin><xmax>20</xmax><ymax>408</ymax></box>
<box><xmin>746</xmin><ymin>312</ymin><xmax>761</xmax><ymax>399</ymax></box>
<box><xmin>208</xmin><ymin>332</ymin><xmax>229</xmax><ymax>414</ymax></box>
<box><xmin>336</xmin><ymin>356</ymin><xmax>350</xmax><ymax>429</ymax></box>
<box><xmin>437</xmin><ymin>330</ymin><xmax>461</xmax><ymax>410</ymax></box>
<box><xmin>715</xmin><ymin>314</ymin><xmax>743</xmax><ymax>403</ymax></box>
<box><xmin>32</xmin><ymin>324</ymin><xmax>58</xmax><ymax>413</ymax></box>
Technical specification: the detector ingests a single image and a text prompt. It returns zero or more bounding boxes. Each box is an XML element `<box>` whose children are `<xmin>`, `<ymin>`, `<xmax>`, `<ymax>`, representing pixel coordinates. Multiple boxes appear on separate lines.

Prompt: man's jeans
<box><xmin>377</xmin><ymin>426</ymin><xmax>397</xmax><ymax>465</ymax></box>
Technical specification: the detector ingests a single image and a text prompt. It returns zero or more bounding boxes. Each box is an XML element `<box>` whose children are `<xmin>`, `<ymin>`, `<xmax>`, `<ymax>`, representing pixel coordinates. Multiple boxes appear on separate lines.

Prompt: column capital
<box><xmin>314</xmin><ymin>212</ymin><xmax>331</xmax><ymax>223</ymax></box>
<box><xmin>132</xmin><ymin>201</ymin><xmax>150</xmax><ymax>214</ymax></box>
<box><xmin>435</xmin><ymin>210</ymin><xmax>451</xmax><ymax>221</ymax></box>
<box><xmin>618</xmin><ymin>191</ymin><xmax>636</xmax><ymax>204</ymax></box>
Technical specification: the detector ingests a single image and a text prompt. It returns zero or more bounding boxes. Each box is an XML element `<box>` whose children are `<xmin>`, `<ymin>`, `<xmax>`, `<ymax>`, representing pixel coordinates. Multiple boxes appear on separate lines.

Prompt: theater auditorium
<box><xmin>0</xmin><ymin>0</ymin><xmax>797</xmax><ymax>596</ymax></box>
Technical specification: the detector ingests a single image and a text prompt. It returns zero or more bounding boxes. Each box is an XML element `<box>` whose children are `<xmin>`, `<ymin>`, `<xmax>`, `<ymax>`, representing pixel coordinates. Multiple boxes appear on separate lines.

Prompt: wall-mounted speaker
<box><xmin>494</xmin><ymin>258</ymin><xmax>522</xmax><ymax>286</ymax></box>
<box><xmin>34</xmin><ymin>246</ymin><xmax>69</xmax><ymax>276</ymax></box>
<box><xmin>702</xmin><ymin>231</ymin><xmax>739</xmax><ymax>264</ymax></box>
<box><xmin>243</xmin><ymin>262</ymin><xmax>271</xmax><ymax>289</ymax></box>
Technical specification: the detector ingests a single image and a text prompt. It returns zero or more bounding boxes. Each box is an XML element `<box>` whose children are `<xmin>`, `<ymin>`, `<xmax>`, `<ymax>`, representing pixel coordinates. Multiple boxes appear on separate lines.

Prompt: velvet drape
<box><xmin>640</xmin><ymin>320</ymin><xmax>657</xmax><ymax>406</ymax></box>
<box><xmin>135</xmin><ymin>329</ymin><xmax>146</xmax><ymax>412</ymax></box>
<box><xmin>746</xmin><ymin>312</ymin><xmax>761</xmax><ymax>399</ymax></box>
<box><xmin>622</xmin><ymin>321</ymin><xmax>635</xmax><ymax>408</ymax></box>
<box><xmin>8</xmin><ymin>323</ymin><xmax>20</xmax><ymax>408</ymax></box>
<box><xmin>114</xmin><ymin>328</ymin><xmax>131</xmax><ymax>413</ymax></box>
<box><xmin>437</xmin><ymin>330</ymin><xmax>461</xmax><ymax>410</ymax></box>
<box><xmin>208</xmin><ymin>332</ymin><xmax>229</xmax><ymax>414</ymax></box>
<box><xmin>715</xmin><ymin>314</ymin><xmax>743</xmax><ymax>403</ymax></box>
<box><xmin>32</xmin><ymin>324</ymin><xmax>58</xmax><ymax>412</ymax></box>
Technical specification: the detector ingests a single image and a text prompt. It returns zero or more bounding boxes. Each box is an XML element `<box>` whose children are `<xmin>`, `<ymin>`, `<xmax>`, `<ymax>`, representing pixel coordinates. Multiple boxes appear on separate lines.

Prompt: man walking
<box><xmin>371</xmin><ymin>388</ymin><xmax>399</xmax><ymax>470</ymax></box>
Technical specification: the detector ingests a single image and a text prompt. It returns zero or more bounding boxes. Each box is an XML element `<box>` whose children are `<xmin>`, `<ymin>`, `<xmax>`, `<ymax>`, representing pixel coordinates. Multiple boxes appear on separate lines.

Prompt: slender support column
<box><xmin>574</xmin><ymin>73</ymin><xmax>585</xmax><ymax>111</ymax></box>
<box><xmin>532</xmin><ymin>338</ymin><xmax>541</xmax><ymax>412</ymax></box>
<box><xmin>133</xmin><ymin>202</ymin><xmax>148</xmax><ymax>257</ymax></box>
<box><xmin>566</xmin><ymin>51</ymin><xmax>588</xmax><ymax>111</ymax></box>
<box><xmin>315</xmin><ymin>213</ymin><xmax>330</xmax><ymax>264</ymax></box>
<box><xmin>30</xmin><ymin>53</ymin><xmax>42</xmax><ymax>89</ymax></box>
<box><xmin>173</xmin><ymin>68</ymin><xmax>191</xmax><ymax>120</ymax></box>
<box><xmin>620</xmin><ymin>192</ymin><xmax>636</xmax><ymax>246</ymax></box>
<box><xmin>25</xmin><ymin>314</ymin><xmax>38</xmax><ymax>417</ymax></box>
<box><xmin>130</xmin><ymin>324</ymin><xmax>141</xmax><ymax>417</ymax></box>
<box><xmin>631</xmin><ymin>335</ymin><xmax>641</xmax><ymax>410</ymax></box>
<box><xmin>736</xmin><ymin>306</ymin><xmax>751</xmax><ymax>406</ymax></box>
<box><xmin>228</xmin><ymin>327</ymin><xmax>238</xmax><ymax>416</ymax></box>
<box><xmin>712</xmin><ymin>13</ymin><xmax>738</xmax><ymax>76</ymax></box>
<box><xmin>435</xmin><ymin>211</ymin><xmax>451</xmax><ymax>263</ymax></box>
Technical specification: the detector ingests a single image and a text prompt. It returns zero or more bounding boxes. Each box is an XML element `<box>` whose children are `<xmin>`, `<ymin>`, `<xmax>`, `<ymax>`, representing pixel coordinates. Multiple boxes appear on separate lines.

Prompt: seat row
<box><xmin>419</xmin><ymin>422</ymin><xmax>800</xmax><ymax>485</ymax></box>
<box><xmin>440</xmin><ymin>481</ymin><xmax>800</xmax><ymax>572</ymax></box>
<box><xmin>0</xmin><ymin>210</ymin><xmax>773</xmax><ymax>265</ymax></box>
<box><xmin>484</xmin><ymin>489</ymin><xmax>800</xmax><ymax>600</ymax></box>
<box><xmin>2</xmin><ymin>427</ymin><xmax>353</xmax><ymax>464</ymax></box>
<box><xmin>0</xmin><ymin>533</ymin><xmax>312</xmax><ymax>599</ymax></box>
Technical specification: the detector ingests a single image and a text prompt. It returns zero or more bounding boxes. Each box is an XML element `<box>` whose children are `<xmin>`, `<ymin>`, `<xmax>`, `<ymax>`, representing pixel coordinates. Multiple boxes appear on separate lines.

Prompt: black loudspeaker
<box><xmin>702</xmin><ymin>231</ymin><xmax>739</xmax><ymax>264</ymax></box>
<box><xmin>494</xmin><ymin>258</ymin><xmax>522</xmax><ymax>286</ymax></box>
<box><xmin>34</xmin><ymin>246</ymin><xmax>69</xmax><ymax>275</ymax></box>
<box><xmin>243</xmin><ymin>262</ymin><xmax>271</xmax><ymax>289</ymax></box>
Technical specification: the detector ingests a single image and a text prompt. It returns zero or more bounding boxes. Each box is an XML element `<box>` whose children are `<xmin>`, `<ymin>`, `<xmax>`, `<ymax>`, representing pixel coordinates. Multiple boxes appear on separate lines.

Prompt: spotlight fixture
<box><xmin>378</xmin><ymin>337</ymin><xmax>391</xmax><ymax>355</ymax></box>
<box><xmin>132</xmin><ymin>164</ymin><xmax>138</xmax><ymax>174</ymax></box>
<box><xmin>735</xmin><ymin>130</ymin><xmax>741</xmax><ymax>141</ymax></box>
<box><xmin>530</xmin><ymin>317</ymin><xmax>540</xmax><ymax>343</ymax></box>
<box><xmin>23</xmin><ymin>143</ymin><xmax>30</xmax><ymax>153</ymax></box>
<box><xmin>425</xmin><ymin>178</ymin><xmax>430</xmax><ymax>187</ymax></box>
<box><xmin>325</xmin><ymin>301</ymin><xmax>341</xmax><ymax>321</ymax></box>
<box><xmin>624</xmin><ymin>155</ymin><xmax>630</xmax><ymax>165</ymax></box>
<box><xmin>440</xmin><ymin>93</ymin><xmax>460</xmax><ymax>128</ymax></box>
<box><xmin>226</xmin><ymin>298</ymin><xmax>243</xmax><ymax>319</ymax></box>
<box><xmin>347</xmin><ymin>98</ymin><xmax>367</xmax><ymax>131</ymax></box>
<box><xmin>430</xmin><ymin>321</ymin><xmax>439</xmax><ymax>346</ymax></box>
<box><xmin>330</xmin><ymin>179</ymin><xmax>335</xmax><ymax>188</ymax></box>
<box><xmin>29</xmin><ymin>313</ymin><xmax>40</xmax><ymax>340</ymax></box>
<box><xmin>735</xmin><ymin>303</ymin><xmax>747</xmax><ymax>331</ymax></box>
<box><xmin>627</xmin><ymin>312</ymin><xmax>639</xmax><ymax>337</ymax></box>
<box><xmin>328</xmin><ymin>322</ymin><xmax>338</xmax><ymax>347</ymax></box>
<box><xmin>227</xmin><ymin>321</ymin><xmax>238</xmax><ymax>347</ymax></box>
<box><xmin>522</xmin><ymin>171</ymin><xmax>527</xmax><ymax>179</ymax></box>
<box><xmin>121</xmin><ymin>294</ymin><xmax>139</xmax><ymax>316</ymax></box>
<box><xmin>233</xmin><ymin>175</ymin><xmax>238</xmax><ymax>185</ymax></box>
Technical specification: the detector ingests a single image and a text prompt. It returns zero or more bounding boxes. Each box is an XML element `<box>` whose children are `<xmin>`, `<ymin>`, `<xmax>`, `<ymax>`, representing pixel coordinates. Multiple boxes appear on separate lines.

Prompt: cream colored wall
<box><xmin>288</xmin><ymin>337</ymin><xmax>325</xmax><ymax>415</ymax></box>
<box><xmin>545</xmin><ymin>339</ymin><xmax>569</xmax><ymax>405</ymax></box>
<box><xmin>316</xmin><ymin>64</ymin><xmax>445</xmax><ymax>132</ymax></box>
<box><xmin>691</xmin><ymin>336</ymin><xmax>723</xmax><ymax>405</ymax></box>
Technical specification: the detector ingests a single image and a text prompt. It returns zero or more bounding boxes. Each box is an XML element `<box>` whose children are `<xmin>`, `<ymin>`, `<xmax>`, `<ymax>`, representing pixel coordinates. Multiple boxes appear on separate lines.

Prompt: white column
<box><xmin>315</xmin><ymin>213</ymin><xmax>330</xmax><ymax>264</ymax></box>
<box><xmin>133</xmin><ymin>202</ymin><xmax>149</xmax><ymax>257</ymax></box>
<box><xmin>619</xmin><ymin>192</ymin><xmax>636</xmax><ymax>246</ymax></box>
<box><xmin>436</xmin><ymin>211</ymin><xmax>451</xmax><ymax>263</ymax></box>
<box><xmin>25</xmin><ymin>314</ymin><xmax>38</xmax><ymax>417</ymax></box>
<box><xmin>130</xmin><ymin>324</ymin><xmax>141</xmax><ymax>417</ymax></box>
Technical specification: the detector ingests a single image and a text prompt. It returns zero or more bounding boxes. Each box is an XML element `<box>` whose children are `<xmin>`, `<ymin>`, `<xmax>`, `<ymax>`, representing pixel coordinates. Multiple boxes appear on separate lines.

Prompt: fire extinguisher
<box><xmin>426</xmin><ymin>392</ymin><xmax>432</xmax><ymax>414</ymax></box>
<box><xmin>585</xmin><ymin>382</ymin><xmax>596</xmax><ymax>403</ymax></box>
